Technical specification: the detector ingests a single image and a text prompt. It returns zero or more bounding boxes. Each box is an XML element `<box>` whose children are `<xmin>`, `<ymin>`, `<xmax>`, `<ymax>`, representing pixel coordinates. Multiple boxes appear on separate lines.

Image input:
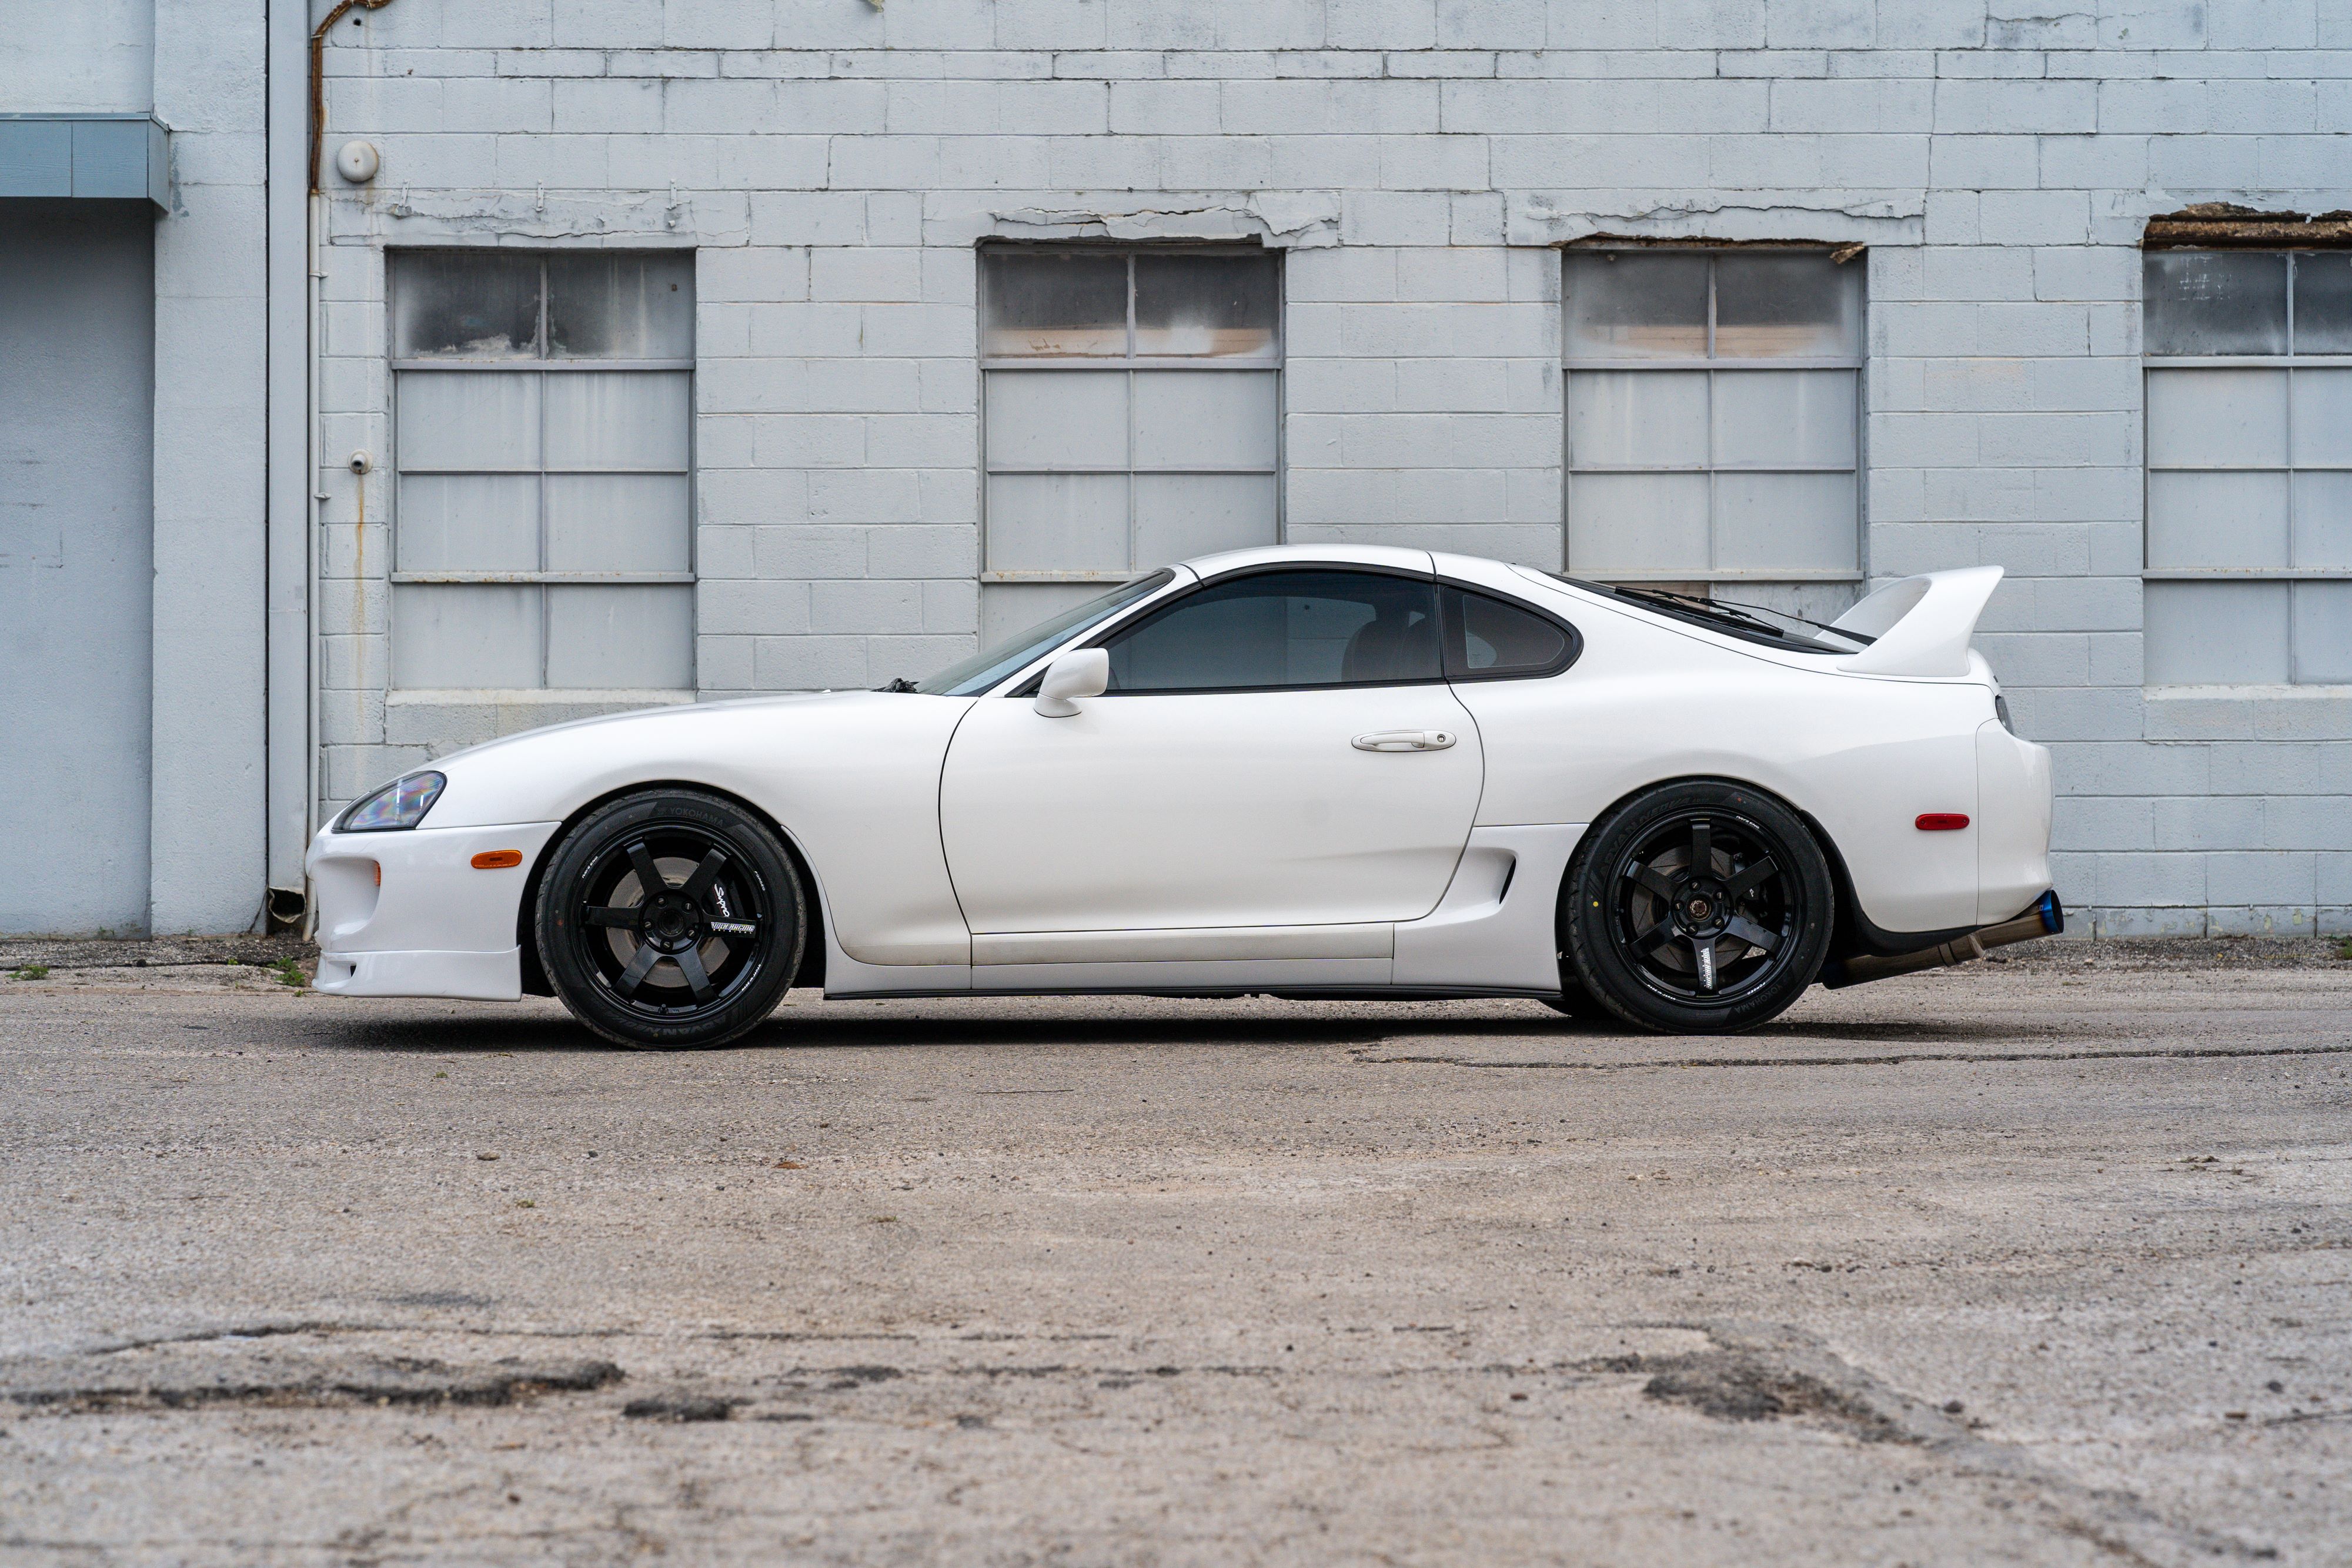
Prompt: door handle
<box><xmin>1352</xmin><ymin>729</ymin><xmax>1458</xmax><ymax>753</ymax></box>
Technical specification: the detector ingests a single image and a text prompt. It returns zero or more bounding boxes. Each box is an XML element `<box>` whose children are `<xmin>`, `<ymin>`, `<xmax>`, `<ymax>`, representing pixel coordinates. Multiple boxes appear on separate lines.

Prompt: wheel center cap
<box><xmin>644</xmin><ymin>897</ymin><xmax>699</xmax><ymax>951</ymax></box>
<box><xmin>1677</xmin><ymin>881</ymin><xmax>1730</xmax><ymax>934</ymax></box>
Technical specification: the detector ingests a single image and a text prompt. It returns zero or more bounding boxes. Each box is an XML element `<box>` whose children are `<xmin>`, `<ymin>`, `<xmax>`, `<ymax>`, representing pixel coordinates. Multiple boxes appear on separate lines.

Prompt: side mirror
<box><xmin>1033</xmin><ymin>648</ymin><xmax>1110</xmax><ymax>717</ymax></box>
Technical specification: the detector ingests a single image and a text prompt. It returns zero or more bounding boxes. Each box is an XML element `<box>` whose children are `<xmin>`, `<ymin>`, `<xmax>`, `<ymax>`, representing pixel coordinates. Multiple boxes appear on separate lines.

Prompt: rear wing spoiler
<box><xmin>1831</xmin><ymin>566</ymin><xmax>2003</xmax><ymax>678</ymax></box>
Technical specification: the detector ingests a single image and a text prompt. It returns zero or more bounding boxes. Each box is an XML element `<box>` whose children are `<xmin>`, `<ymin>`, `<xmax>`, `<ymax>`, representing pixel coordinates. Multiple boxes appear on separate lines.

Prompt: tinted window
<box><xmin>1102</xmin><ymin>570</ymin><xmax>1441</xmax><ymax>693</ymax></box>
<box><xmin>1441</xmin><ymin>587</ymin><xmax>1576</xmax><ymax>680</ymax></box>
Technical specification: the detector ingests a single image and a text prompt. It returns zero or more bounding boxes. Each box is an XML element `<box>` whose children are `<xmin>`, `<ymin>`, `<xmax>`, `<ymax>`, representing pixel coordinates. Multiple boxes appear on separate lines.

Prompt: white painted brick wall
<box><xmin>305</xmin><ymin>0</ymin><xmax>2352</xmax><ymax>934</ymax></box>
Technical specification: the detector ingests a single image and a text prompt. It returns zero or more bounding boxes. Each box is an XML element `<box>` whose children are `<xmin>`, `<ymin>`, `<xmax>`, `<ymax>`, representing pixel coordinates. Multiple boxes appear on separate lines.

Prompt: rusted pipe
<box><xmin>1819</xmin><ymin>891</ymin><xmax>2065</xmax><ymax>990</ymax></box>
<box><xmin>310</xmin><ymin>0</ymin><xmax>397</xmax><ymax>193</ymax></box>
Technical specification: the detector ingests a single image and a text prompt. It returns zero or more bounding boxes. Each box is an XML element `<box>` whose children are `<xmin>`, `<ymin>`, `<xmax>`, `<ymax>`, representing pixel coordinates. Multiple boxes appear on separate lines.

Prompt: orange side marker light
<box><xmin>471</xmin><ymin>850</ymin><xmax>524</xmax><ymax>869</ymax></box>
<box><xmin>1915</xmin><ymin>814</ymin><xmax>1970</xmax><ymax>831</ymax></box>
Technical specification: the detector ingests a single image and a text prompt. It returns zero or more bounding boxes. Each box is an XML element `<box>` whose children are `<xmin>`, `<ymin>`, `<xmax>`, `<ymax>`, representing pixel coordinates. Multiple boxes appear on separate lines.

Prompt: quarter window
<box><xmin>980</xmin><ymin>248</ymin><xmax>1281</xmax><ymax>644</ymax></box>
<box><xmin>388</xmin><ymin>251</ymin><xmax>694</xmax><ymax>691</ymax></box>
<box><xmin>1562</xmin><ymin>250</ymin><xmax>1863</xmax><ymax>587</ymax></box>
<box><xmin>1441</xmin><ymin>587</ymin><xmax>1576</xmax><ymax>680</ymax></box>
<box><xmin>2142</xmin><ymin>250</ymin><xmax>2352</xmax><ymax>685</ymax></box>
<box><xmin>1101</xmin><ymin>570</ymin><xmax>1439</xmax><ymax>694</ymax></box>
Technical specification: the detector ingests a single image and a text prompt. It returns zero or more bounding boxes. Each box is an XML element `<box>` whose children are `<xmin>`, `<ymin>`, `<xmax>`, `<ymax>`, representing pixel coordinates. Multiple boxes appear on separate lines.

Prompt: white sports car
<box><xmin>308</xmin><ymin>546</ymin><xmax>2059</xmax><ymax>1045</ymax></box>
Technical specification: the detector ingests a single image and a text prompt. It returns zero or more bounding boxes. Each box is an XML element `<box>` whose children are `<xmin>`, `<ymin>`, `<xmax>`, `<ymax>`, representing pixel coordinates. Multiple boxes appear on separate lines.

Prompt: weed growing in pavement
<box><xmin>2338</xmin><ymin>938</ymin><xmax>2352</xmax><ymax>961</ymax></box>
<box><xmin>11</xmin><ymin>965</ymin><xmax>49</xmax><ymax>981</ymax></box>
<box><xmin>272</xmin><ymin>958</ymin><xmax>308</xmax><ymax>989</ymax></box>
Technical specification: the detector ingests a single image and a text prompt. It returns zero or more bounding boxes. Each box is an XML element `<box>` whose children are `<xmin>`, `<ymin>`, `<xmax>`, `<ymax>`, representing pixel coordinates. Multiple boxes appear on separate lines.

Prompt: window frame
<box><xmin>1438</xmin><ymin>583</ymin><xmax>1584</xmax><ymax>683</ymax></box>
<box><xmin>1560</xmin><ymin>245</ymin><xmax>1866</xmax><ymax>586</ymax></box>
<box><xmin>2140</xmin><ymin>248</ymin><xmax>2352</xmax><ymax>686</ymax></box>
<box><xmin>976</xmin><ymin>242</ymin><xmax>1284</xmax><ymax>591</ymax></box>
<box><xmin>386</xmin><ymin>247</ymin><xmax>697</xmax><ymax>692</ymax></box>
<box><xmin>1078</xmin><ymin>563</ymin><xmax>1446</xmax><ymax>697</ymax></box>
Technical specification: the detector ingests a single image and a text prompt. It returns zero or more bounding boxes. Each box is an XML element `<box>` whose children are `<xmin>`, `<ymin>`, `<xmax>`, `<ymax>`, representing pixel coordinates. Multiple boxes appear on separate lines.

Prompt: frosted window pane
<box><xmin>2143</xmin><ymin>581</ymin><xmax>2288</xmax><ymax>684</ymax></box>
<box><xmin>1714</xmin><ymin>253</ymin><xmax>1861</xmax><ymax>359</ymax></box>
<box><xmin>2291</xmin><ymin>252</ymin><xmax>2352</xmax><ymax>354</ymax></box>
<box><xmin>1565</xmin><ymin>252</ymin><xmax>1708</xmax><ymax>360</ymax></box>
<box><xmin>1132</xmin><ymin>255</ymin><xmax>1278</xmax><ymax>359</ymax></box>
<box><xmin>546</xmin><ymin>474</ymin><xmax>691</xmax><ymax>573</ymax></box>
<box><xmin>544</xmin><ymin>584</ymin><xmax>694</xmax><ymax>688</ymax></box>
<box><xmin>2291</xmin><ymin>583</ymin><xmax>2352</xmax><ymax>683</ymax></box>
<box><xmin>985</xmin><ymin>371</ymin><xmax>1128</xmax><ymax>469</ymax></box>
<box><xmin>2146</xmin><ymin>471</ymin><xmax>2288</xmax><ymax>569</ymax></box>
<box><xmin>544</xmin><ymin>372</ymin><xmax>691</xmax><ymax>470</ymax></box>
<box><xmin>393</xmin><ymin>584</ymin><xmax>542</xmax><ymax>688</ymax></box>
<box><xmin>1568</xmin><ymin>472</ymin><xmax>1710</xmax><ymax>571</ymax></box>
<box><xmin>397</xmin><ymin>372</ymin><xmax>540</xmax><ymax>471</ymax></box>
<box><xmin>1133</xmin><ymin>474</ymin><xmax>1278</xmax><ymax>565</ymax></box>
<box><xmin>392</xmin><ymin>252</ymin><xmax>541</xmax><ymax>359</ymax></box>
<box><xmin>1713</xmin><ymin>472</ymin><xmax>1858</xmax><ymax>572</ymax></box>
<box><xmin>1566</xmin><ymin>370</ymin><xmax>1709</xmax><ymax>467</ymax></box>
<box><xmin>983</xmin><ymin>253</ymin><xmax>1127</xmax><ymax>357</ymax></box>
<box><xmin>2143</xmin><ymin>252</ymin><xmax>2288</xmax><ymax>356</ymax></box>
<box><xmin>546</xmin><ymin>253</ymin><xmax>693</xmax><ymax>359</ymax></box>
<box><xmin>1713</xmin><ymin>369</ymin><xmax>1856</xmax><ymax>467</ymax></box>
<box><xmin>396</xmin><ymin>473</ymin><xmax>539</xmax><ymax>573</ymax></box>
<box><xmin>2291</xmin><ymin>470</ymin><xmax>2352</xmax><ymax>569</ymax></box>
<box><xmin>985</xmin><ymin>473</ymin><xmax>1129</xmax><ymax>573</ymax></box>
<box><xmin>1132</xmin><ymin>371</ymin><xmax>1278</xmax><ymax>469</ymax></box>
<box><xmin>2288</xmin><ymin>368</ymin><xmax>2352</xmax><ymax>466</ymax></box>
<box><xmin>2145</xmin><ymin>369</ymin><xmax>2287</xmax><ymax>468</ymax></box>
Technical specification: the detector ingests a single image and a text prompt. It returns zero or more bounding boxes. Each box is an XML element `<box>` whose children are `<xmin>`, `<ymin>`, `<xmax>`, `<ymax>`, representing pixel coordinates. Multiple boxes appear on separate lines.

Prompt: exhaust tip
<box><xmin>2037</xmin><ymin>889</ymin><xmax>2064</xmax><ymax>935</ymax></box>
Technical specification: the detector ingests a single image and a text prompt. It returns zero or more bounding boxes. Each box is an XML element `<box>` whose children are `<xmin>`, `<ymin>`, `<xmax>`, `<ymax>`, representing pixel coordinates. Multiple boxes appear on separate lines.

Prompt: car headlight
<box><xmin>338</xmin><ymin>771</ymin><xmax>446</xmax><ymax>832</ymax></box>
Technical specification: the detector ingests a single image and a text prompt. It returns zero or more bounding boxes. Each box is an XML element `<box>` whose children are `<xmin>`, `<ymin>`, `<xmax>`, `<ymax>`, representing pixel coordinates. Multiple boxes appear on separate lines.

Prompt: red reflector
<box><xmin>1915</xmin><ymin>813</ymin><xmax>1970</xmax><ymax>832</ymax></box>
<box><xmin>471</xmin><ymin>850</ymin><xmax>524</xmax><ymax>869</ymax></box>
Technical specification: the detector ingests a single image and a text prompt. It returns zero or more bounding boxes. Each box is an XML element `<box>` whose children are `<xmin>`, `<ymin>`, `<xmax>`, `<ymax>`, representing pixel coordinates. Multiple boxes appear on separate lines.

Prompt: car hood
<box><xmin>397</xmin><ymin>689</ymin><xmax>977</xmax><ymax>832</ymax></box>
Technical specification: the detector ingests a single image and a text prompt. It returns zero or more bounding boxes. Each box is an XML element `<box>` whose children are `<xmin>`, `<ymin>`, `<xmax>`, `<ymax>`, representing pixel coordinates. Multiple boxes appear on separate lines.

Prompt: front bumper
<box><xmin>306</xmin><ymin>820</ymin><xmax>562</xmax><ymax>1001</ymax></box>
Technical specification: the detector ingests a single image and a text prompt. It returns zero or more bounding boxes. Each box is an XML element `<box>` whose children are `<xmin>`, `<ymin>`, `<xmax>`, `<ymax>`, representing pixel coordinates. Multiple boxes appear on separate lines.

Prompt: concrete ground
<box><xmin>1</xmin><ymin>936</ymin><xmax>2348</xmax><ymax>1566</ymax></box>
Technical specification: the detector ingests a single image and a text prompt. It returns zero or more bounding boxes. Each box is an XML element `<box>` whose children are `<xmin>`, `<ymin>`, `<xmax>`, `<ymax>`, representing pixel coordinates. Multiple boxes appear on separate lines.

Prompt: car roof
<box><xmin>1180</xmin><ymin>543</ymin><xmax>1436</xmax><ymax>579</ymax></box>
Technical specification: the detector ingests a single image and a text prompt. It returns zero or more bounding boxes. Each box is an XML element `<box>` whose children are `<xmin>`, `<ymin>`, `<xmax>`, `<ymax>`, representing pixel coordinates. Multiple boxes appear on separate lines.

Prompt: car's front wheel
<box><xmin>1561</xmin><ymin>780</ymin><xmax>1833</xmax><ymax>1034</ymax></box>
<box><xmin>535</xmin><ymin>790</ymin><xmax>805</xmax><ymax>1049</ymax></box>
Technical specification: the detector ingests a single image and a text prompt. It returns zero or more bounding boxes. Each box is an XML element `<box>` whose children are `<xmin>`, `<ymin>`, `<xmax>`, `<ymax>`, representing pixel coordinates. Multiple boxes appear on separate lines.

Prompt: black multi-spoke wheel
<box><xmin>1561</xmin><ymin>781</ymin><xmax>1833</xmax><ymax>1034</ymax></box>
<box><xmin>535</xmin><ymin>791</ymin><xmax>805</xmax><ymax>1048</ymax></box>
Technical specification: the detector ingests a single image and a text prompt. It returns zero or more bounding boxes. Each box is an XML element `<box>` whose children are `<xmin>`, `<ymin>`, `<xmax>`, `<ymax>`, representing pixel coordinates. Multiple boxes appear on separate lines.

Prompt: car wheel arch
<box><xmin>1552</xmin><ymin>773</ymin><xmax>1831</xmax><ymax>939</ymax></box>
<box><xmin>513</xmin><ymin>779</ymin><xmax>830</xmax><ymax>996</ymax></box>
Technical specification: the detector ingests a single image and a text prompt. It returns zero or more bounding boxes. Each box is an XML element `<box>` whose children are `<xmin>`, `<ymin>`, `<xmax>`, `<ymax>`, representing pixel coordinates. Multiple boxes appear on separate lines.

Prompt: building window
<box><xmin>387</xmin><ymin>250</ymin><xmax>694</xmax><ymax>691</ymax></box>
<box><xmin>1562</xmin><ymin>249</ymin><xmax>1863</xmax><ymax>587</ymax></box>
<box><xmin>979</xmin><ymin>247</ymin><xmax>1281</xmax><ymax>641</ymax></box>
<box><xmin>2143</xmin><ymin>250</ymin><xmax>2352</xmax><ymax>686</ymax></box>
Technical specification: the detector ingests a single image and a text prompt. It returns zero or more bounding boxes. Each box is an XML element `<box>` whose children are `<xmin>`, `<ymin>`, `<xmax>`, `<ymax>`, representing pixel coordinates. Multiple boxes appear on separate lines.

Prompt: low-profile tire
<box><xmin>535</xmin><ymin>790</ymin><xmax>806</xmax><ymax>1049</ymax></box>
<box><xmin>1561</xmin><ymin>780</ymin><xmax>1833</xmax><ymax>1035</ymax></box>
<box><xmin>1541</xmin><ymin>979</ymin><xmax>1614</xmax><ymax>1022</ymax></box>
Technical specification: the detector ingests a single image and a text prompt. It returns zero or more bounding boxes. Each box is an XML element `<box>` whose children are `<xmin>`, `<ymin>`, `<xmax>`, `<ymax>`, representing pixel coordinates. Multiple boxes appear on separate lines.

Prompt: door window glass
<box><xmin>1441</xmin><ymin>587</ymin><xmax>1577</xmax><ymax>680</ymax></box>
<box><xmin>1101</xmin><ymin>570</ymin><xmax>1440</xmax><ymax>693</ymax></box>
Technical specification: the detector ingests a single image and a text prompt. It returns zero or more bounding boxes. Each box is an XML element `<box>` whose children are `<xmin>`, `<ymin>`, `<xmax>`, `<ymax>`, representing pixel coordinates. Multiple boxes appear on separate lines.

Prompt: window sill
<box><xmin>386</xmin><ymin>688</ymin><xmax>698</xmax><ymax>706</ymax></box>
<box><xmin>2143</xmin><ymin>684</ymin><xmax>2352</xmax><ymax>698</ymax></box>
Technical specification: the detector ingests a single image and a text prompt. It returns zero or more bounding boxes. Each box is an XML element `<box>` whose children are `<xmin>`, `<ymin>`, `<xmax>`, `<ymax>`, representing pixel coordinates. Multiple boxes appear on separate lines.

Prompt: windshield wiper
<box><xmin>876</xmin><ymin>677</ymin><xmax>918</xmax><ymax>693</ymax></box>
<box><xmin>1609</xmin><ymin>584</ymin><xmax>1873</xmax><ymax>648</ymax></box>
<box><xmin>1705</xmin><ymin>593</ymin><xmax>1876</xmax><ymax>648</ymax></box>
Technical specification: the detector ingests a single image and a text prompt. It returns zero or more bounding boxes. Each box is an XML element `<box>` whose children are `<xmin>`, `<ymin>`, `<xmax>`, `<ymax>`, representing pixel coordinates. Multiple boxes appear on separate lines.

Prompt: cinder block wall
<box><xmin>315</xmin><ymin>0</ymin><xmax>2352</xmax><ymax>937</ymax></box>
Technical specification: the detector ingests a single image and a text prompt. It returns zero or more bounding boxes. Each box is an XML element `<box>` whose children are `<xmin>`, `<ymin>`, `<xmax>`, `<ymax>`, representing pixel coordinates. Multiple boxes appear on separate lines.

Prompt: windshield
<box><xmin>908</xmin><ymin>571</ymin><xmax>1177</xmax><ymax>696</ymax></box>
<box><xmin>1550</xmin><ymin>576</ymin><xmax>1872</xmax><ymax>654</ymax></box>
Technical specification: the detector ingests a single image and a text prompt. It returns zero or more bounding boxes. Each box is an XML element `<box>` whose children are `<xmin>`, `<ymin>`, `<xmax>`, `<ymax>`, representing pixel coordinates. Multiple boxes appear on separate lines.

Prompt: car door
<box><xmin>938</xmin><ymin>566</ymin><xmax>1485</xmax><ymax>942</ymax></box>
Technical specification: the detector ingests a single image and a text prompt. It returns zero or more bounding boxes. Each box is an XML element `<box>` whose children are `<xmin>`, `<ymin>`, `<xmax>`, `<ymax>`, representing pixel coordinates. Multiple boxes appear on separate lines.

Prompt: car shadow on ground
<box><xmin>284</xmin><ymin>1004</ymin><xmax>2102</xmax><ymax>1057</ymax></box>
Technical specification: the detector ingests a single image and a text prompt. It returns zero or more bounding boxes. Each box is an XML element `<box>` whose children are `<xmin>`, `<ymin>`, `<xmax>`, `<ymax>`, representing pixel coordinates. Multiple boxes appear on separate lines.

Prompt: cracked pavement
<box><xmin>2</xmin><ymin>938</ymin><xmax>2348</xmax><ymax>1564</ymax></box>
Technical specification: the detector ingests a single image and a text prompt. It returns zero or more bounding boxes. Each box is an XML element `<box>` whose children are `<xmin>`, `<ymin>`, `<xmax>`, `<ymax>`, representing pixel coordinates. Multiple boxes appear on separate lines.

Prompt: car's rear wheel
<box><xmin>535</xmin><ymin>790</ymin><xmax>805</xmax><ymax>1049</ymax></box>
<box><xmin>1561</xmin><ymin>781</ymin><xmax>1832</xmax><ymax>1034</ymax></box>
